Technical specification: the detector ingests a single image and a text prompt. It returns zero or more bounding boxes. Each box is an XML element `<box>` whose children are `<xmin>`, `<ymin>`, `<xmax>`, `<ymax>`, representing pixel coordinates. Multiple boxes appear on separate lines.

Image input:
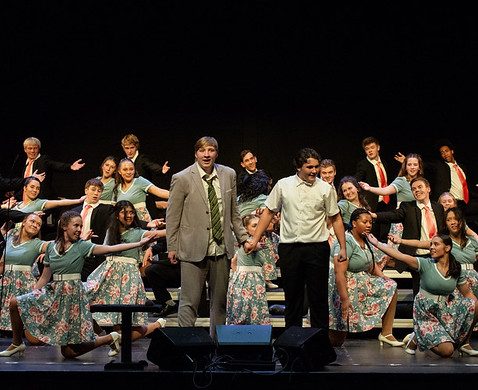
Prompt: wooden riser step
<box><xmin>157</xmin><ymin>317</ymin><xmax>414</xmax><ymax>329</ymax></box>
<box><xmin>146</xmin><ymin>288</ymin><xmax>414</xmax><ymax>302</ymax></box>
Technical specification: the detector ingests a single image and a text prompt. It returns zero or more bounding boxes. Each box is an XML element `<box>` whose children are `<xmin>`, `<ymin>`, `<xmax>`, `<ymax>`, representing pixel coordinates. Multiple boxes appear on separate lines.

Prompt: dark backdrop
<box><xmin>2</xmin><ymin>3</ymin><xmax>477</xmax><ymax>198</ymax></box>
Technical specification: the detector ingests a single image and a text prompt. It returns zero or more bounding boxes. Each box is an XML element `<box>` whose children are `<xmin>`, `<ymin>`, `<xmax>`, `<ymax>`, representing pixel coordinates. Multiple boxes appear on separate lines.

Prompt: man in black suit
<box><xmin>15</xmin><ymin>137</ymin><xmax>86</xmax><ymax>237</ymax></box>
<box><xmin>426</xmin><ymin>139</ymin><xmax>478</xmax><ymax>230</ymax></box>
<box><xmin>121</xmin><ymin>133</ymin><xmax>170</xmax><ymax>219</ymax></box>
<box><xmin>355</xmin><ymin>136</ymin><xmax>396</xmax><ymax>241</ymax></box>
<box><xmin>373</xmin><ymin>177</ymin><xmax>446</xmax><ymax>295</ymax></box>
<box><xmin>18</xmin><ymin>137</ymin><xmax>85</xmax><ymax>200</ymax></box>
<box><xmin>71</xmin><ymin>178</ymin><xmax>114</xmax><ymax>281</ymax></box>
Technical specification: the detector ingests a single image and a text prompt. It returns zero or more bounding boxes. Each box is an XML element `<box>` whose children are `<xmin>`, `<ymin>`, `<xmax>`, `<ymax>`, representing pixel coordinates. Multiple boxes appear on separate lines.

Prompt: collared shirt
<box><xmin>447</xmin><ymin>162</ymin><xmax>466</xmax><ymax>201</ymax></box>
<box><xmin>196</xmin><ymin>162</ymin><xmax>225</xmax><ymax>256</ymax></box>
<box><xmin>416</xmin><ymin>200</ymin><xmax>433</xmax><ymax>255</ymax></box>
<box><xmin>367</xmin><ymin>157</ymin><xmax>388</xmax><ymax>203</ymax></box>
<box><xmin>24</xmin><ymin>154</ymin><xmax>41</xmax><ymax>177</ymax></box>
<box><xmin>265</xmin><ymin>174</ymin><xmax>340</xmax><ymax>243</ymax></box>
<box><xmin>81</xmin><ymin>202</ymin><xmax>100</xmax><ymax>238</ymax></box>
<box><xmin>130</xmin><ymin>151</ymin><xmax>139</xmax><ymax>163</ymax></box>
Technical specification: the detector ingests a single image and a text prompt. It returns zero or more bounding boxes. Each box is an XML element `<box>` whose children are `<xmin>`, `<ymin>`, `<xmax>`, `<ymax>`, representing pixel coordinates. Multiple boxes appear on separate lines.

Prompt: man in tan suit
<box><xmin>166</xmin><ymin>136</ymin><xmax>248</xmax><ymax>337</ymax></box>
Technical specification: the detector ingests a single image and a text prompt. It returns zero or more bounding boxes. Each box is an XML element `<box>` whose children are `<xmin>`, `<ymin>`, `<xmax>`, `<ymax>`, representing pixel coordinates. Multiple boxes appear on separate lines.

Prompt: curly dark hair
<box><xmin>238</xmin><ymin>170</ymin><xmax>271</xmax><ymax>203</ymax></box>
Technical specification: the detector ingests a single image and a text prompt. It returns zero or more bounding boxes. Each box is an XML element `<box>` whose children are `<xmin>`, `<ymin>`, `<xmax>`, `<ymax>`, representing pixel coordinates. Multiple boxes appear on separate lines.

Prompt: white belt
<box><xmin>53</xmin><ymin>273</ymin><xmax>81</xmax><ymax>281</ymax></box>
<box><xmin>419</xmin><ymin>289</ymin><xmax>451</xmax><ymax>302</ymax></box>
<box><xmin>5</xmin><ymin>264</ymin><xmax>32</xmax><ymax>272</ymax></box>
<box><xmin>133</xmin><ymin>202</ymin><xmax>146</xmax><ymax>209</ymax></box>
<box><xmin>462</xmin><ymin>263</ymin><xmax>475</xmax><ymax>270</ymax></box>
<box><xmin>236</xmin><ymin>266</ymin><xmax>262</xmax><ymax>272</ymax></box>
<box><xmin>107</xmin><ymin>256</ymin><xmax>137</xmax><ymax>265</ymax></box>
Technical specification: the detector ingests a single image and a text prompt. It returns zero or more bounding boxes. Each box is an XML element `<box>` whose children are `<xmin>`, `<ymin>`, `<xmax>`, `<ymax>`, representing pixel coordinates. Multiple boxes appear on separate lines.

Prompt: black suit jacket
<box><xmin>425</xmin><ymin>159</ymin><xmax>474</xmax><ymax>201</ymax></box>
<box><xmin>133</xmin><ymin>153</ymin><xmax>171</xmax><ymax>219</ymax></box>
<box><xmin>16</xmin><ymin>154</ymin><xmax>72</xmax><ymax>199</ymax></box>
<box><xmin>375</xmin><ymin>200</ymin><xmax>446</xmax><ymax>270</ymax></box>
<box><xmin>355</xmin><ymin>158</ymin><xmax>397</xmax><ymax>212</ymax></box>
<box><xmin>72</xmin><ymin>203</ymin><xmax>114</xmax><ymax>245</ymax></box>
<box><xmin>72</xmin><ymin>203</ymin><xmax>114</xmax><ymax>281</ymax></box>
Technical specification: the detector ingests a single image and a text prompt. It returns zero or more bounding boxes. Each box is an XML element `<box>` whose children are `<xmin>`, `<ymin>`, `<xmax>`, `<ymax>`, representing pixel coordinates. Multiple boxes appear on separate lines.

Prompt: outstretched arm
<box><xmin>92</xmin><ymin>235</ymin><xmax>155</xmax><ymax>256</ymax></box>
<box><xmin>366</xmin><ymin>233</ymin><xmax>419</xmax><ymax>270</ymax></box>
<box><xmin>388</xmin><ymin>234</ymin><xmax>430</xmax><ymax>249</ymax></box>
<box><xmin>148</xmin><ymin>184</ymin><xmax>169</xmax><ymax>200</ymax></box>
<box><xmin>70</xmin><ymin>159</ymin><xmax>85</xmax><ymax>171</ymax></box>
<box><xmin>44</xmin><ymin>195</ymin><xmax>86</xmax><ymax>210</ymax></box>
<box><xmin>359</xmin><ymin>181</ymin><xmax>397</xmax><ymax>196</ymax></box>
<box><xmin>244</xmin><ymin>207</ymin><xmax>274</xmax><ymax>253</ymax></box>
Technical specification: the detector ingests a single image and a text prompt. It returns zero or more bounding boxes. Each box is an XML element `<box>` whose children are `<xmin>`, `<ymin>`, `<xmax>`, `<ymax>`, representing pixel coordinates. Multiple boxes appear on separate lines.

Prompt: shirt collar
<box><xmin>83</xmin><ymin>202</ymin><xmax>99</xmax><ymax>210</ymax></box>
<box><xmin>197</xmin><ymin>162</ymin><xmax>218</xmax><ymax>180</ymax></box>
<box><xmin>294</xmin><ymin>174</ymin><xmax>315</xmax><ymax>187</ymax></box>
<box><xmin>25</xmin><ymin>154</ymin><xmax>41</xmax><ymax>165</ymax></box>
<box><xmin>130</xmin><ymin>151</ymin><xmax>139</xmax><ymax>163</ymax></box>
<box><xmin>367</xmin><ymin>157</ymin><xmax>381</xmax><ymax>165</ymax></box>
<box><xmin>416</xmin><ymin>200</ymin><xmax>432</xmax><ymax>210</ymax></box>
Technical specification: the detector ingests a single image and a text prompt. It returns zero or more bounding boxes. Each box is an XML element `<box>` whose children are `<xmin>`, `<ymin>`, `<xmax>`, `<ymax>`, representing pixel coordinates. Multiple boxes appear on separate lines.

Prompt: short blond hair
<box><xmin>23</xmin><ymin>137</ymin><xmax>41</xmax><ymax>149</ymax></box>
<box><xmin>121</xmin><ymin>134</ymin><xmax>139</xmax><ymax>148</ymax></box>
<box><xmin>194</xmin><ymin>136</ymin><xmax>218</xmax><ymax>152</ymax></box>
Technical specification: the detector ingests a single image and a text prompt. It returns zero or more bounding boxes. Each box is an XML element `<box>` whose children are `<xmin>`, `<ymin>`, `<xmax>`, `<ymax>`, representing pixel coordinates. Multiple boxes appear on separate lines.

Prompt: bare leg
<box><xmin>9</xmin><ymin>297</ymin><xmax>24</xmax><ymax>346</ymax></box>
<box><xmin>131</xmin><ymin>321</ymin><xmax>163</xmax><ymax>341</ymax></box>
<box><xmin>380</xmin><ymin>291</ymin><xmax>398</xmax><ymax>338</ymax></box>
<box><xmin>60</xmin><ymin>333</ymin><xmax>117</xmax><ymax>359</ymax></box>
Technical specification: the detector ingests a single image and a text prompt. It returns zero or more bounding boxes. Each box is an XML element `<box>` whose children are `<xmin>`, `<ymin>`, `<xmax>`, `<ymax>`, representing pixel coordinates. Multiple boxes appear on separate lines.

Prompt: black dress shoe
<box><xmin>269</xmin><ymin>304</ymin><xmax>285</xmax><ymax>316</ymax></box>
<box><xmin>157</xmin><ymin>303</ymin><xmax>178</xmax><ymax>317</ymax></box>
<box><xmin>145</xmin><ymin>299</ymin><xmax>156</xmax><ymax>306</ymax></box>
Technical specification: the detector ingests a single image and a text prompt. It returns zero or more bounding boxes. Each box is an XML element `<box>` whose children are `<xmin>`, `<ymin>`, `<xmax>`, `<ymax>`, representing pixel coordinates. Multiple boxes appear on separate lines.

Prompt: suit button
<box><xmin>207</xmin><ymin>227</ymin><xmax>210</xmax><ymax>230</ymax></box>
<box><xmin>206</xmin><ymin>211</ymin><xmax>209</xmax><ymax>214</ymax></box>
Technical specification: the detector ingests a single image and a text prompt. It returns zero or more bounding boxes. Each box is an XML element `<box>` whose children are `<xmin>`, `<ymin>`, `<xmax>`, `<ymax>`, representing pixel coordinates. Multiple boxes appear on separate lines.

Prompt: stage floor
<box><xmin>2</xmin><ymin>331</ymin><xmax>478</xmax><ymax>389</ymax></box>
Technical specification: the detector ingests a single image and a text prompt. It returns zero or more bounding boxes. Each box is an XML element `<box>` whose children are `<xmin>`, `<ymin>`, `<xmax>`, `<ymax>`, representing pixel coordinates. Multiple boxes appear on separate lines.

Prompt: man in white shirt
<box><xmin>245</xmin><ymin>147</ymin><xmax>346</xmax><ymax>330</ymax></box>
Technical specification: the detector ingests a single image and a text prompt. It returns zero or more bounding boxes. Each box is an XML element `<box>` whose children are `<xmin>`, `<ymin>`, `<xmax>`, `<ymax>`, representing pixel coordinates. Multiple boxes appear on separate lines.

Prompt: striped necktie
<box><xmin>204</xmin><ymin>176</ymin><xmax>223</xmax><ymax>244</ymax></box>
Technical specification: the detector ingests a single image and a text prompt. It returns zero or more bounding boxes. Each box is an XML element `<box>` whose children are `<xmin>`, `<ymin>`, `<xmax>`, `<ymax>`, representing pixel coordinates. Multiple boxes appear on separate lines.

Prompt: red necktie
<box><xmin>81</xmin><ymin>204</ymin><xmax>92</xmax><ymax>224</ymax></box>
<box><xmin>376</xmin><ymin>162</ymin><xmax>390</xmax><ymax>204</ymax></box>
<box><xmin>24</xmin><ymin>160</ymin><xmax>34</xmax><ymax>178</ymax></box>
<box><xmin>453</xmin><ymin>164</ymin><xmax>469</xmax><ymax>204</ymax></box>
<box><xmin>424</xmin><ymin>206</ymin><xmax>437</xmax><ymax>239</ymax></box>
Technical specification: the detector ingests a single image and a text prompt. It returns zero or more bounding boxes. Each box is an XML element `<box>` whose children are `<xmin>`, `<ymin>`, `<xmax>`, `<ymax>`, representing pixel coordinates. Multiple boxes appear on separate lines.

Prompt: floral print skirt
<box><xmin>226</xmin><ymin>266</ymin><xmax>270</xmax><ymax>325</ymax></box>
<box><xmin>17</xmin><ymin>280</ymin><xmax>95</xmax><ymax>345</ymax></box>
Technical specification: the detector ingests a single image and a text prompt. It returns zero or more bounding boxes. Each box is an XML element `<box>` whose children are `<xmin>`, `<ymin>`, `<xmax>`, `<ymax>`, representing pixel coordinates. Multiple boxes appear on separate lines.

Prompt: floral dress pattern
<box><xmin>413</xmin><ymin>257</ymin><xmax>475</xmax><ymax>351</ymax></box>
<box><xmin>451</xmin><ymin>236</ymin><xmax>478</xmax><ymax>296</ymax></box>
<box><xmin>0</xmin><ymin>235</ymin><xmax>45</xmax><ymax>330</ymax></box>
<box><xmin>16</xmin><ymin>240</ymin><xmax>96</xmax><ymax>345</ymax></box>
<box><xmin>226</xmin><ymin>246</ymin><xmax>270</xmax><ymax>325</ymax></box>
<box><xmin>328</xmin><ymin>232</ymin><xmax>397</xmax><ymax>332</ymax></box>
<box><xmin>85</xmin><ymin>227</ymin><xmax>148</xmax><ymax>326</ymax></box>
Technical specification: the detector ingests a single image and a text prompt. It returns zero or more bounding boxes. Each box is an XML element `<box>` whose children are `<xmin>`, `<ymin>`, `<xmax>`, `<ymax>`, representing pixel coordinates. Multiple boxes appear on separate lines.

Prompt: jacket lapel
<box><xmin>191</xmin><ymin>165</ymin><xmax>209</xmax><ymax>207</ymax></box>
